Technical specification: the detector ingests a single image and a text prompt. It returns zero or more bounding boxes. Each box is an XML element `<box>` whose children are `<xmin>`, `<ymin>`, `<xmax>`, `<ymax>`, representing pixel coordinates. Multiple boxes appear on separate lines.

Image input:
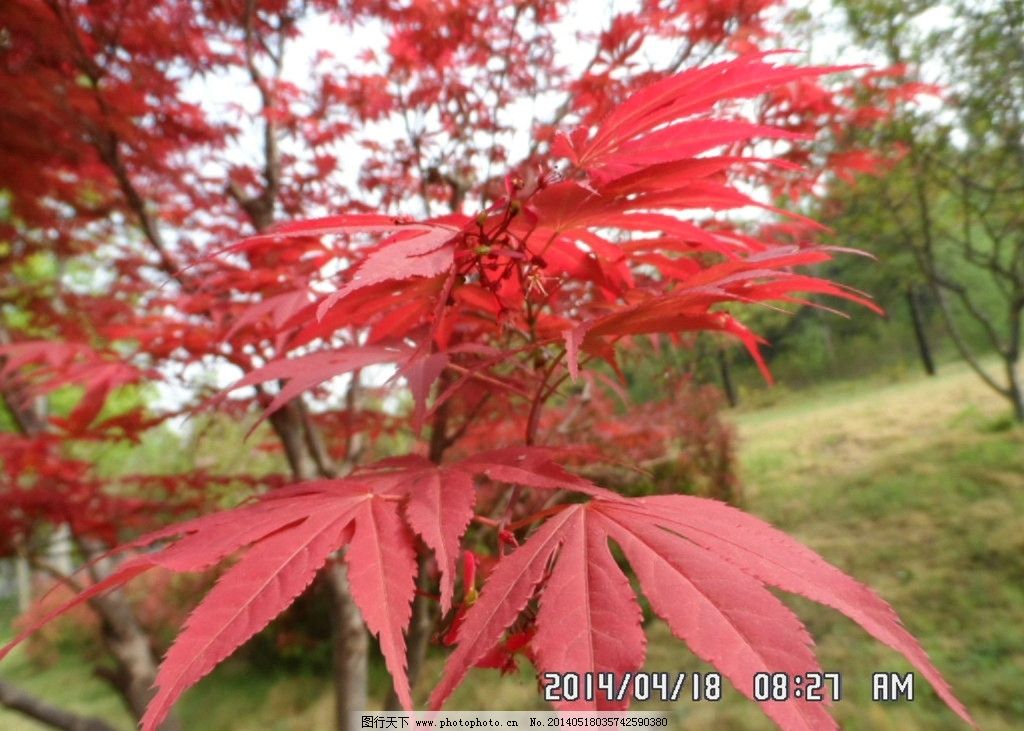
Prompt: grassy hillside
<box><xmin>2</xmin><ymin>363</ymin><xmax>1021</xmax><ymax>730</ymax></box>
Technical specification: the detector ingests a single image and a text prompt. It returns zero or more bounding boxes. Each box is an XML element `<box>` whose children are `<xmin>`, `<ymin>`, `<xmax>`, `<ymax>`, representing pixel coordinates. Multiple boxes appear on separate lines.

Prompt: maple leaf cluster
<box><xmin>4</xmin><ymin>49</ymin><xmax>974</xmax><ymax>731</ymax></box>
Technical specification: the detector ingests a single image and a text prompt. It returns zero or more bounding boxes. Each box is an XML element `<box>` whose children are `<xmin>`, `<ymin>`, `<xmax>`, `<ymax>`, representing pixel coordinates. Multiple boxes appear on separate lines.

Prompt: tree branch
<box><xmin>0</xmin><ymin>679</ymin><xmax>121</xmax><ymax>731</ymax></box>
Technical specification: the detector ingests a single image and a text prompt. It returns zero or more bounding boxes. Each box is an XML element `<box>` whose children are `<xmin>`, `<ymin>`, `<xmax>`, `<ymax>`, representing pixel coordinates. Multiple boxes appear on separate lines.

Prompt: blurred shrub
<box><xmin>555</xmin><ymin>380</ymin><xmax>740</xmax><ymax>505</ymax></box>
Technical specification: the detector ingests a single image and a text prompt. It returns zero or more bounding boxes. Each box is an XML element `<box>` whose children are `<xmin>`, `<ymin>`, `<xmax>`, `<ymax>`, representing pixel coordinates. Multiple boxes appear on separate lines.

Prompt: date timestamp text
<box><xmin>542</xmin><ymin>672</ymin><xmax>722</xmax><ymax>703</ymax></box>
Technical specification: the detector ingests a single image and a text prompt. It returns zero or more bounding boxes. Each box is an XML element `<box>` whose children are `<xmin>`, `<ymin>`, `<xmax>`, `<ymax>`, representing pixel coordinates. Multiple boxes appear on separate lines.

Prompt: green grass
<box><xmin>721</xmin><ymin>364</ymin><xmax>1024</xmax><ymax>730</ymax></box>
<box><xmin>2</xmin><ymin>362</ymin><xmax>1022</xmax><ymax>729</ymax></box>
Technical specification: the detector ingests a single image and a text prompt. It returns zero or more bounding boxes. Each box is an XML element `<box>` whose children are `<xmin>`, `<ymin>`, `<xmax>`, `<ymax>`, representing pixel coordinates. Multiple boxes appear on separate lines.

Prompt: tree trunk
<box><xmin>267</xmin><ymin>400</ymin><xmax>369</xmax><ymax>731</ymax></box>
<box><xmin>383</xmin><ymin>382</ymin><xmax>452</xmax><ymax>710</ymax></box>
<box><xmin>326</xmin><ymin>563</ymin><xmax>368</xmax><ymax>731</ymax></box>
<box><xmin>268</xmin><ymin>401</ymin><xmax>321</xmax><ymax>481</ymax></box>
<box><xmin>906</xmin><ymin>285</ymin><xmax>936</xmax><ymax>376</ymax></box>
<box><xmin>81</xmin><ymin>542</ymin><xmax>183</xmax><ymax>731</ymax></box>
<box><xmin>1007</xmin><ymin>358</ymin><xmax>1024</xmax><ymax>423</ymax></box>
<box><xmin>716</xmin><ymin>348</ymin><xmax>738</xmax><ymax>407</ymax></box>
<box><xmin>15</xmin><ymin>556</ymin><xmax>30</xmax><ymax>613</ymax></box>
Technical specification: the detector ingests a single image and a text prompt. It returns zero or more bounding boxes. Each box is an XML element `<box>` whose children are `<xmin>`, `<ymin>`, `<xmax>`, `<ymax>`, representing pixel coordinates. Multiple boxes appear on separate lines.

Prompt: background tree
<box><xmin>826</xmin><ymin>0</ymin><xmax>1024</xmax><ymax>419</ymax></box>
